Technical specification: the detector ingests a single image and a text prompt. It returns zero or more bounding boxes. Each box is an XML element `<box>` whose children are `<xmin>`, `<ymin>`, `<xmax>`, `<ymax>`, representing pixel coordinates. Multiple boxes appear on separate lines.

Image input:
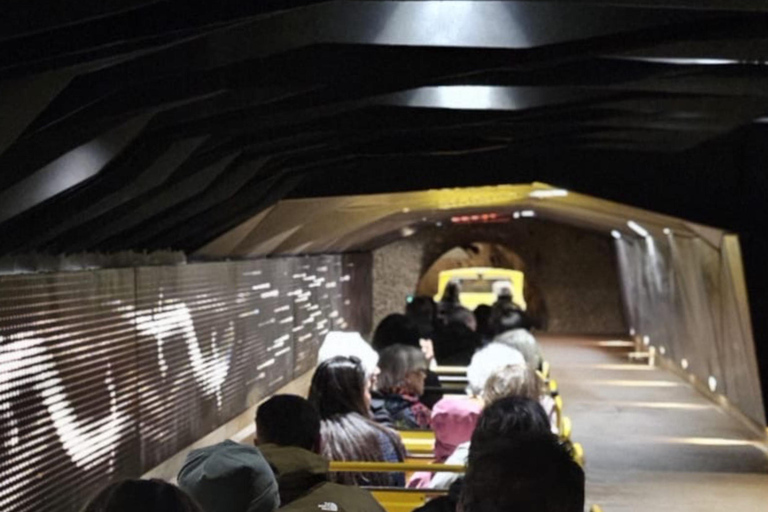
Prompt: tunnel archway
<box><xmin>415</xmin><ymin>241</ymin><xmax>548</xmax><ymax>329</ymax></box>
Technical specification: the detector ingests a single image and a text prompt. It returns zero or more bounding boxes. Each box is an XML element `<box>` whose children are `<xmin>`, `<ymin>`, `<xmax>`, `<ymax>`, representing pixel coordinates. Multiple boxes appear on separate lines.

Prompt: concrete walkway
<box><xmin>540</xmin><ymin>335</ymin><xmax>768</xmax><ymax>512</ymax></box>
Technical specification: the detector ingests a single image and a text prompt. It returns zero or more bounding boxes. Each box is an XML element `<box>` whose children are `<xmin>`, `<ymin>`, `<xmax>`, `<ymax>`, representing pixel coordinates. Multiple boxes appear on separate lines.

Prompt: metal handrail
<box><xmin>329</xmin><ymin>461</ymin><xmax>465</xmax><ymax>472</ymax></box>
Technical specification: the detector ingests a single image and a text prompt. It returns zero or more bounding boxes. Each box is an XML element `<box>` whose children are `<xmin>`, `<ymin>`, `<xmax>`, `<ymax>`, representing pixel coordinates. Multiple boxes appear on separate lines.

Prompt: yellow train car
<box><xmin>434</xmin><ymin>267</ymin><xmax>526</xmax><ymax>310</ymax></box>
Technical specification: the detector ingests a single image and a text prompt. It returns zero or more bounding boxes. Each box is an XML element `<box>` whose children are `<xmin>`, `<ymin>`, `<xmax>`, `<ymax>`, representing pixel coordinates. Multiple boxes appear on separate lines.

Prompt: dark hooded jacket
<box><xmin>259</xmin><ymin>443</ymin><xmax>386</xmax><ymax>512</ymax></box>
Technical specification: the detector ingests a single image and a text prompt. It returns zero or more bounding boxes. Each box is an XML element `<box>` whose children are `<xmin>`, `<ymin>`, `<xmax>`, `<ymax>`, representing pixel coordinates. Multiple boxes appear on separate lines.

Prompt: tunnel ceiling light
<box><xmin>627</xmin><ymin>220</ymin><xmax>650</xmax><ymax>238</ymax></box>
<box><xmin>708</xmin><ymin>376</ymin><xmax>718</xmax><ymax>392</ymax></box>
<box><xmin>681</xmin><ymin>358</ymin><xmax>689</xmax><ymax>369</ymax></box>
<box><xmin>663</xmin><ymin>228</ymin><xmax>672</xmax><ymax>235</ymax></box>
<box><xmin>529</xmin><ymin>189</ymin><xmax>568</xmax><ymax>198</ymax></box>
<box><xmin>622</xmin><ymin>56</ymin><xmax>749</xmax><ymax>66</ymax></box>
<box><xmin>611</xmin><ymin>230</ymin><xmax>622</xmax><ymax>240</ymax></box>
<box><xmin>659</xmin><ymin>346</ymin><xmax>666</xmax><ymax>355</ymax></box>
<box><xmin>597</xmin><ymin>340</ymin><xmax>635</xmax><ymax>347</ymax></box>
<box><xmin>451</xmin><ymin>212</ymin><xmax>503</xmax><ymax>224</ymax></box>
<box><xmin>400</xmin><ymin>227</ymin><xmax>416</xmax><ymax>237</ymax></box>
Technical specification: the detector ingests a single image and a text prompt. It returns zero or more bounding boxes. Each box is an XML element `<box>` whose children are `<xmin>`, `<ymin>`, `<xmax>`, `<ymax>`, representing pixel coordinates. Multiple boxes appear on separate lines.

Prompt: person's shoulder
<box><xmin>278</xmin><ymin>481</ymin><xmax>385</xmax><ymax>512</ymax></box>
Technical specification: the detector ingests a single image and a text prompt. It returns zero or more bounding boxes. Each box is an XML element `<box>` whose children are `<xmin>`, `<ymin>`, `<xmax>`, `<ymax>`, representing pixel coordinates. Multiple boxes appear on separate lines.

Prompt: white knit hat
<box><xmin>318</xmin><ymin>331</ymin><xmax>379</xmax><ymax>378</ymax></box>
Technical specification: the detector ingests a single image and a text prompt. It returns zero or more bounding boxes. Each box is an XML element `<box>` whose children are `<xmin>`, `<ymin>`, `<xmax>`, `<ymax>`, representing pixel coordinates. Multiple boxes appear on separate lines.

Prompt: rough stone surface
<box><xmin>372</xmin><ymin>219</ymin><xmax>627</xmax><ymax>334</ymax></box>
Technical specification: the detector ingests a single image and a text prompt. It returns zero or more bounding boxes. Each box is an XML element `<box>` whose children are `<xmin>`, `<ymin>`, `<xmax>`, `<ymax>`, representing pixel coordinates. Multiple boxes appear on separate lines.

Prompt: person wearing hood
<box><xmin>255</xmin><ymin>394</ymin><xmax>386</xmax><ymax>512</ymax></box>
<box><xmin>407</xmin><ymin>397</ymin><xmax>483</xmax><ymax>489</ymax></box>
<box><xmin>177</xmin><ymin>440</ymin><xmax>280</xmax><ymax>512</ymax></box>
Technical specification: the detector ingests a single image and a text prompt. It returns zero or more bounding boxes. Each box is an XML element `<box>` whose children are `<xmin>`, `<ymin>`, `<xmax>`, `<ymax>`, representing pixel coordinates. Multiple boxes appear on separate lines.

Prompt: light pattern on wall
<box><xmin>0</xmin><ymin>254</ymin><xmax>371</xmax><ymax>512</ymax></box>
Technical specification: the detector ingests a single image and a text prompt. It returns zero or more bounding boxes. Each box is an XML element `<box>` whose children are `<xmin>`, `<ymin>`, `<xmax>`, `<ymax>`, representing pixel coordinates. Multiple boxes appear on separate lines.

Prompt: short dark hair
<box><xmin>471</xmin><ymin>396</ymin><xmax>551</xmax><ymax>448</ymax></box>
<box><xmin>406</xmin><ymin>296</ymin><xmax>437</xmax><ymax>338</ymax></box>
<box><xmin>440</xmin><ymin>282</ymin><xmax>461</xmax><ymax>303</ymax></box>
<box><xmin>490</xmin><ymin>301</ymin><xmax>531</xmax><ymax>334</ymax></box>
<box><xmin>447</xmin><ymin>307</ymin><xmax>475</xmax><ymax>330</ymax></box>
<box><xmin>406</xmin><ymin>296</ymin><xmax>436</xmax><ymax>323</ymax></box>
<box><xmin>462</xmin><ymin>434</ymin><xmax>585</xmax><ymax>512</ymax></box>
<box><xmin>473</xmin><ymin>304</ymin><xmax>493</xmax><ymax>337</ymax></box>
<box><xmin>256</xmin><ymin>394</ymin><xmax>320</xmax><ymax>450</ymax></box>
<box><xmin>82</xmin><ymin>479</ymin><xmax>202</xmax><ymax>512</ymax></box>
<box><xmin>372</xmin><ymin>313</ymin><xmax>421</xmax><ymax>351</ymax></box>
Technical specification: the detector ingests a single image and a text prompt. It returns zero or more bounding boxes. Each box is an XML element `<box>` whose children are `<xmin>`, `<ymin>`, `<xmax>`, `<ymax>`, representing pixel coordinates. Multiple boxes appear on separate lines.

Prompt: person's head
<box><xmin>461</xmin><ymin>434</ymin><xmax>584</xmax><ymax>512</ymax></box>
<box><xmin>466</xmin><ymin>342</ymin><xmax>525</xmax><ymax>396</ymax></box>
<box><xmin>490</xmin><ymin>301</ymin><xmax>528</xmax><ymax>335</ymax></box>
<box><xmin>494</xmin><ymin>286</ymin><xmax>514</xmax><ymax>303</ymax></box>
<box><xmin>376</xmin><ymin>343</ymin><xmax>428</xmax><ymax>396</ymax></box>
<box><xmin>482</xmin><ymin>364</ymin><xmax>541</xmax><ymax>404</ymax></box>
<box><xmin>256</xmin><ymin>395</ymin><xmax>320</xmax><ymax>452</ymax></box>
<box><xmin>441</xmin><ymin>281</ymin><xmax>461</xmax><ymax>304</ymax></box>
<box><xmin>372</xmin><ymin>313</ymin><xmax>421</xmax><ymax>351</ymax></box>
<box><xmin>308</xmin><ymin>356</ymin><xmax>370</xmax><ymax>418</ymax></box>
<box><xmin>493</xmin><ymin>328</ymin><xmax>540</xmax><ymax>369</ymax></box>
<box><xmin>177</xmin><ymin>441</ymin><xmax>279</xmax><ymax>512</ymax></box>
<box><xmin>473</xmin><ymin>305</ymin><xmax>493</xmax><ymax>338</ymax></box>
<box><xmin>406</xmin><ymin>296</ymin><xmax>436</xmax><ymax>326</ymax></box>
<box><xmin>431</xmin><ymin>398</ymin><xmax>483</xmax><ymax>462</ymax></box>
<box><xmin>81</xmin><ymin>479</ymin><xmax>202</xmax><ymax>512</ymax></box>
<box><xmin>317</xmin><ymin>331</ymin><xmax>379</xmax><ymax>380</ymax></box>
<box><xmin>471</xmin><ymin>396</ymin><xmax>551</xmax><ymax>448</ymax></box>
<box><xmin>433</xmin><ymin>320</ymin><xmax>481</xmax><ymax>366</ymax></box>
<box><xmin>447</xmin><ymin>307</ymin><xmax>476</xmax><ymax>332</ymax></box>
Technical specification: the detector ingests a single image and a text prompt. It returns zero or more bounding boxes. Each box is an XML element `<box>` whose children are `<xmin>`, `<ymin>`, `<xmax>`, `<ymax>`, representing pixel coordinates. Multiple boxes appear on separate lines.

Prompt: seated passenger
<box><xmin>436</xmin><ymin>282</ymin><xmax>461</xmax><ymax>326</ymax></box>
<box><xmin>432</xmin><ymin>310</ymin><xmax>481</xmax><ymax>366</ymax></box>
<box><xmin>407</xmin><ymin>397</ymin><xmax>483</xmax><ymax>488</ymax></box>
<box><xmin>317</xmin><ymin>331</ymin><xmax>383</xmax><ymax>423</ymax></box>
<box><xmin>255</xmin><ymin>395</ymin><xmax>385</xmax><ymax>512</ymax></box>
<box><xmin>461</xmin><ymin>434</ymin><xmax>585</xmax><ymax>512</ymax></box>
<box><xmin>466</xmin><ymin>342</ymin><xmax>526</xmax><ymax>398</ymax></box>
<box><xmin>405</xmin><ymin>295</ymin><xmax>438</xmax><ymax>340</ymax></box>
<box><xmin>318</xmin><ymin>331</ymin><xmax>379</xmax><ymax>380</ymax></box>
<box><xmin>177</xmin><ymin>441</ymin><xmax>279</xmax><ymax>512</ymax></box>
<box><xmin>493</xmin><ymin>327</ymin><xmax>543</xmax><ymax>370</ymax></box>
<box><xmin>307</xmin><ymin>356</ymin><xmax>406</xmax><ymax>487</ymax></box>
<box><xmin>373</xmin><ymin>344</ymin><xmax>432</xmax><ymax>429</ymax></box>
<box><xmin>372</xmin><ymin>313</ymin><xmax>443</xmax><ymax>408</ymax></box>
<box><xmin>372</xmin><ymin>313</ymin><xmax>422</xmax><ymax>352</ymax></box>
<box><xmin>429</xmin><ymin>396</ymin><xmax>551</xmax><ymax>490</ymax></box>
<box><xmin>473</xmin><ymin>304</ymin><xmax>493</xmax><ymax>343</ymax></box>
<box><xmin>483</xmin><ymin>364</ymin><xmax>558</xmax><ymax>433</ymax></box>
<box><xmin>490</xmin><ymin>292</ymin><xmax>533</xmax><ymax>332</ymax></box>
<box><xmin>81</xmin><ymin>479</ymin><xmax>202</xmax><ymax>512</ymax></box>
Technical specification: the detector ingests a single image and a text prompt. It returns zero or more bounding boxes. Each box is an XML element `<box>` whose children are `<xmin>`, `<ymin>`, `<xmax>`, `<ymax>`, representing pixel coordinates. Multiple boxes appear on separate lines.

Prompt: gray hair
<box><xmin>482</xmin><ymin>364</ymin><xmax>542</xmax><ymax>404</ymax></box>
<box><xmin>494</xmin><ymin>328</ymin><xmax>543</xmax><ymax>370</ymax></box>
<box><xmin>376</xmin><ymin>344</ymin><xmax>427</xmax><ymax>393</ymax></box>
<box><xmin>466</xmin><ymin>342</ymin><xmax>526</xmax><ymax>396</ymax></box>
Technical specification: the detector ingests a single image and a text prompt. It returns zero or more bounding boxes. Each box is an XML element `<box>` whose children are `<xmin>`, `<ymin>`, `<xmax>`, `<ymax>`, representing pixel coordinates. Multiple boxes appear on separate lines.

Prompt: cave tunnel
<box><xmin>2</xmin><ymin>2</ymin><xmax>768</xmax><ymax>511</ymax></box>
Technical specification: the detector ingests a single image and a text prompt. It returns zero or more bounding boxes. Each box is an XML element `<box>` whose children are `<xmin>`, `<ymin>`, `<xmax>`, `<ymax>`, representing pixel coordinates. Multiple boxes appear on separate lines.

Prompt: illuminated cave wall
<box><xmin>0</xmin><ymin>253</ymin><xmax>371</xmax><ymax>512</ymax></box>
<box><xmin>373</xmin><ymin>219</ymin><xmax>626</xmax><ymax>334</ymax></box>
